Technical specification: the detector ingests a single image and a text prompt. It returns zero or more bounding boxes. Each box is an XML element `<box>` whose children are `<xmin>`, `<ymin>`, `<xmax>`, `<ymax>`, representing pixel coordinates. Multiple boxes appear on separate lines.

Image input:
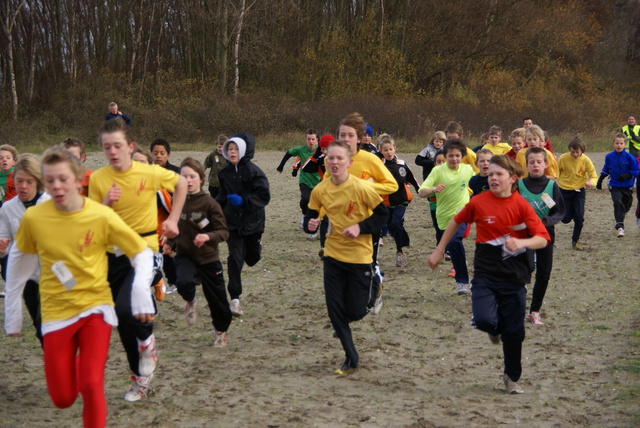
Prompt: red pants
<box><xmin>43</xmin><ymin>313</ymin><xmax>112</xmax><ymax>428</ymax></box>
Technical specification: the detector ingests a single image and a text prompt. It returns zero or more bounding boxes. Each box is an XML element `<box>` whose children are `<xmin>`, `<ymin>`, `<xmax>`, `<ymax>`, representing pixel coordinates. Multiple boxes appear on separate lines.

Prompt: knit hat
<box><xmin>319</xmin><ymin>134</ymin><xmax>335</xmax><ymax>148</ymax></box>
<box><xmin>365</xmin><ymin>124</ymin><xmax>374</xmax><ymax>137</ymax></box>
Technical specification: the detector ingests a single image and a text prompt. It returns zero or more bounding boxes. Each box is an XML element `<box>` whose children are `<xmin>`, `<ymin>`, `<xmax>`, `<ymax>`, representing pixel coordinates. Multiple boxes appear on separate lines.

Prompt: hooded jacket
<box><xmin>216</xmin><ymin>133</ymin><xmax>270</xmax><ymax>236</ymax></box>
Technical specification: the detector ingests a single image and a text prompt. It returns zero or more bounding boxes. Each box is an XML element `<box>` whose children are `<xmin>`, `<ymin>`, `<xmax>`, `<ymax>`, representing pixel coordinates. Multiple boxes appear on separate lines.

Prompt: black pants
<box><xmin>530</xmin><ymin>228</ymin><xmax>554</xmax><ymax>313</ymax></box>
<box><xmin>162</xmin><ymin>253</ymin><xmax>177</xmax><ymax>285</ymax></box>
<box><xmin>209</xmin><ymin>186</ymin><xmax>220</xmax><ymax>199</ymax></box>
<box><xmin>23</xmin><ymin>279</ymin><xmax>43</xmax><ymax>345</ymax></box>
<box><xmin>299</xmin><ymin>183</ymin><xmax>312</xmax><ymax>215</ymax></box>
<box><xmin>560</xmin><ymin>188</ymin><xmax>585</xmax><ymax>243</ymax></box>
<box><xmin>174</xmin><ymin>256</ymin><xmax>232</xmax><ymax>332</ymax></box>
<box><xmin>610</xmin><ymin>187</ymin><xmax>633</xmax><ymax>229</ymax></box>
<box><xmin>323</xmin><ymin>257</ymin><xmax>373</xmax><ymax>367</ymax></box>
<box><xmin>471</xmin><ymin>276</ymin><xmax>526</xmax><ymax>382</ymax></box>
<box><xmin>107</xmin><ymin>253</ymin><xmax>157</xmax><ymax>376</ymax></box>
<box><xmin>226</xmin><ymin>230</ymin><xmax>262</xmax><ymax>300</ymax></box>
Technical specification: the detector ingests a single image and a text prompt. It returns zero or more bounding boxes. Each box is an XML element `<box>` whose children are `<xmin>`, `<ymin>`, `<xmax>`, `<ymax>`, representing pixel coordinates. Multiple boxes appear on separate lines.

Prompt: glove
<box><xmin>596</xmin><ymin>175</ymin><xmax>606</xmax><ymax>190</ymax></box>
<box><xmin>228</xmin><ymin>194</ymin><xmax>243</xmax><ymax>206</ymax></box>
<box><xmin>291</xmin><ymin>168</ymin><xmax>298</xmax><ymax>177</ymax></box>
<box><xmin>313</xmin><ymin>146</ymin><xmax>323</xmax><ymax>159</ymax></box>
<box><xmin>618</xmin><ymin>172</ymin><xmax>632</xmax><ymax>181</ymax></box>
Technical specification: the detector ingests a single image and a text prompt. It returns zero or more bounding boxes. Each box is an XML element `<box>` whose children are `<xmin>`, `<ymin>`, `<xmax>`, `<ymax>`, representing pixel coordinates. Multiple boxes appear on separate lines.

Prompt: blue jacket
<box><xmin>601</xmin><ymin>150</ymin><xmax>640</xmax><ymax>188</ymax></box>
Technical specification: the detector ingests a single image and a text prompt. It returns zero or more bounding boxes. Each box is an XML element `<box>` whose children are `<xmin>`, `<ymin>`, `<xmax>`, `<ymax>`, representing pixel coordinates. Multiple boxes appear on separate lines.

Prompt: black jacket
<box><xmin>216</xmin><ymin>133</ymin><xmax>270</xmax><ymax>236</ymax></box>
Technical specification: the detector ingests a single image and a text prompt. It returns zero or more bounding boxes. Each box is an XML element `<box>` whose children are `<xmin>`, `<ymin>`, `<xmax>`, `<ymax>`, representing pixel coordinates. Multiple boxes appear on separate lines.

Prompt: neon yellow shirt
<box><xmin>309</xmin><ymin>175</ymin><xmax>383</xmax><ymax>264</ymax></box>
<box><xmin>15</xmin><ymin>198</ymin><xmax>147</xmax><ymax>323</ymax></box>
<box><xmin>421</xmin><ymin>163</ymin><xmax>474</xmax><ymax>228</ymax></box>
<box><xmin>88</xmin><ymin>162</ymin><xmax>179</xmax><ymax>251</ymax></box>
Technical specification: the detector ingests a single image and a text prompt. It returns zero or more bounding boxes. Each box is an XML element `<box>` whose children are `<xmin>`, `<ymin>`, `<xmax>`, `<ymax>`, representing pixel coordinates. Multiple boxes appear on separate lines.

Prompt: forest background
<box><xmin>1</xmin><ymin>0</ymin><xmax>640</xmax><ymax>151</ymax></box>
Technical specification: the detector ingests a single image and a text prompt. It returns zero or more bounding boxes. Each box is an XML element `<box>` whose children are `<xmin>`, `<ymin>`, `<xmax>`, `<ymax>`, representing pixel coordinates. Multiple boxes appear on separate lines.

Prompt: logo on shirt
<box><xmin>346</xmin><ymin>201</ymin><xmax>356</xmax><ymax>216</ymax></box>
<box><xmin>136</xmin><ymin>179</ymin><xmax>147</xmax><ymax>196</ymax></box>
<box><xmin>483</xmin><ymin>216</ymin><xmax>497</xmax><ymax>224</ymax></box>
<box><xmin>79</xmin><ymin>230</ymin><xmax>94</xmax><ymax>252</ymax></box>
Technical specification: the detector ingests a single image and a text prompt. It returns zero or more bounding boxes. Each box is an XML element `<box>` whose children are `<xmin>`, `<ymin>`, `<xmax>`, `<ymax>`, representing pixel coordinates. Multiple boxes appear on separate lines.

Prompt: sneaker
<box><xmin>395</xmin><ymin>252</ymin><xmax>406</xmax><ymax>267</ymax></box>
<box><xmin>456</xmin><ymin>282</ymin><xmax>469</xmax><ymax>295</ymax></box>
<box><xmin>165</xmin><ymin>284</ymin><xmax>178</xmax><ymax>294</ymax></box>
<box><xmin>214</xmin><ymin>330</ymin><xmax>228</xmax><ymax>348</ymax></box>
<box><xmin>0</xmin><ymin>289</ymin><xmax>4</xmax><ymax>298</ymax></box>
<box><xmin>448</xmin><ymin>267</ymin><xmax>456</xmax><ymax>278</ymax></box>
<box><xmin>137</xmin><ymin>335</ymin><xmax>157</xmax><ymax>377</ymax></box>
<box><xmin>308</xmin><ymin>233</ymin><xmax>317</xmax><ymax>240</ymax></box>
<box><xmin>318</xmin><ymin>247</ymin><xmax>324</xmax><ymax>258</ymax></box>
<box><xmin>334</xmin><ymin>358</ymin><xmax>358</xmax><ymax>376</ymax></box>
<box><xmin>124</xmin><ymin>373</ymin><xmax>153</xmax><ymax>402</ymax></box>
<box><xmin>153</xmin><ymin>279</ymin><xmax>165</xmax><ymax>301</ymax></box>
<box><xmin>444</xmin><ymin>252</ymin><xmax>451</xmax><ymax>262</ymax></box>
<box><xmin>572</xmin><ymin>241</ymin><xmax>583</xmax><ymax>251</ymax></box>
<box><xmin>299</xmin><ymin>216</ymin><xmax>304</xmax><ymax>229</ymax></box>
<box><xmin>527</xmin><ymin>311</ymin><xmax>545</xmax><ymax>325</ymax></box>
<box><xmin>185</xmin><ymin>299</ymin><xmax>197</xmax><ymax>326</ymax></box>
<box><xmin>378</xmin><ymin>237</ymin><xmax>384</xmax><ymax>247</ymax></box>
<box><xmin>230</xmin><ymin>298</ymin><xmax>244</xmax><ymax>317</ymax></box>
<box><xmin>370</xmin><ymin>285</ymin><xmax>384</xmax><ymax>315</ymax></box>
<box><xmin>488</xmin><ymin>333</ymin><xmax>501</xmax><ymax>345</ymax></box>
<box><xmin>503</xmin><ymin>373</ymin><xmax>524</xmax><ymax>394</ymax></box>
<box><xmin>617</xmin><ymin>227</ymin><xmax>625</xmax><ymax>238</ymax></box>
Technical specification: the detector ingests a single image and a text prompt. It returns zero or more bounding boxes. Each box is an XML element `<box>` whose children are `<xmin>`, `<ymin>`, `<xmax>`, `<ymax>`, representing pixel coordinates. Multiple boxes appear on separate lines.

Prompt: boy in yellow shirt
<box><xmin>516</xmin><ymin>125</ymin><xmax>558</xmax><ymax>179</ymax></box>
<box><xmin>482</xmin><ymin>125</ymin><xmax>512</xmax><ymax>155</ymax></box>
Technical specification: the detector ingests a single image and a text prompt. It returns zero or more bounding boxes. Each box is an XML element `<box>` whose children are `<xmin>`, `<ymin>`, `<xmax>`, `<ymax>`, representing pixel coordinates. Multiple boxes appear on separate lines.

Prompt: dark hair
<box><xmin>525</xmin><ymin>146</ymin><xmax>547</xmax><ymax>162</ymax></box>
<box><xmin>488</xmin><ymin>125</ymin><xmax>502</xmax><ymax>136</ymax></box>
<box><xmin>180</xmin><ymin>157</ymin><xmax>205</xmax><ymax>182</ymax></box>
<box><xmin>442</xmin><ymin>138</ymin><xmax>468</xmax><ymax>157</ymax></box>
<box><xmin>150</xmin><ymin>138</ymin><xmax>171</xmax><ymax>154</ymax></box>
<box><xmin>62</xmin><ymin>137</ymin><xmax>86</xmax><ymax>156</ymax></box>
<box><xmin>444</xmin><ymin>121</ymin><xmax>463</xmax><ymax>137</ymax></box>
<box><xmin>339</xmin><ymin>113</ymin><xmax>366</xmax><ymax>143</ymax></box>
<box><xmin>305</xmin><ymin>128</ymin><xmax>318</xmax><ymax>139</ymax></box>
<box><xmin>476</xmin><ymin>148</ymin><xmax>493</xmax><ymax>159</ymax></box>
<box><xmin>100</xmin><ymin>117</ymin><xmax>133</xmax><ymax>145</ymax></box>
<box><xmin>567</xmin><ymin>136</ymin><xmax>586</xmax><ymax>153</ymax></box>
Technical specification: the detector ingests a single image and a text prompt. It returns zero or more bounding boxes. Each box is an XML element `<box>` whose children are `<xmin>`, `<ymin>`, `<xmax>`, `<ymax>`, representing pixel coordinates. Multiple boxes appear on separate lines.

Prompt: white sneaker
<box><xmin>185</xmin><ymin>299</ymin><xmax>197</xmax><ymax>326</ymax></box>
<box><xmin>299</xmin><ymin>216</ymin><xmax>304</xmax><ymax>229</ymax></box>
<box><xmin>124</xmin><ymin>373</ymin><xmax>153</xmax><ymax>402</ymax></box>
<box><xmin>214</xmin><ymin>330</ymin><xmax>228</xmax><ymax>348</ymax></box>
<box><xmin>308</xmin><ymin>233</ymin><xmax>317</xmax><ymax>240</ymax></box>
<box><xmin>617</xmin><ymin>227</ymin><xmax>625</xmax><ymax>238</ymax></box>
<box><xmin>165</xmin><ymin>284</ymin><xmax>178</xmax><ymax>294</ymax></box>
<box><xmin>456</xmin><ymin>282</ymin><xmax>469</xmax><ymax>295</ymax></box>
<box><xmin>370</xmin><ymin>285</ymin><xmax>384</xmax><ymax>315</ymax></box>
<box><xmin>503</xmin><ymin>373</ymin><xmax>524</xmax><ymax>394</ymax></box>
<box><xmin>230</xmin><ymin>299</ymin><xmax>244</xmax><ymax>317</ymax></box>
<box><xmin>137</xmin><ymin>334</ymin><xmax>157</xmax><ymax>377</ymax></box>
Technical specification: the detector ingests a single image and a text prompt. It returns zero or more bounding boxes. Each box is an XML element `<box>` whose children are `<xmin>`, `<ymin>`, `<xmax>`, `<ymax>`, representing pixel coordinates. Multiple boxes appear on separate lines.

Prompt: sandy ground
<box><xmin>1</xmin><ymin>150</ymin><xmax>639</xmax><ymax>427</ymax></box>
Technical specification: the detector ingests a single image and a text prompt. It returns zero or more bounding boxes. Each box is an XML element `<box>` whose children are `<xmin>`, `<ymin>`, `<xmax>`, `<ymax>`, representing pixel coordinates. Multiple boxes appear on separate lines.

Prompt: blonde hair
<box><xmin>525</xmin><ymin>125</ymin><xmax>545</xmax><ymax>142</ymax></box>
<box><xmin>377</xmin><ymin>133</ymin><xmax>395</xmax><ymax>150</ymax></box>
<box><xmin>40</xmin><ymin>147</ymin><xmax>84</xmax><ymax>181</ymax></box>
<box><xmin>0</xmin><ymin>144</ymin><xmax>18</xmax><ymax>161</ymax></box>
<box><xmin>431</xmin><ymin>131</ymin><xmax>446</xmax><ymax>144</ymax></box>
<box><xmin>510</xmin><ymin>128</ymin><xmax>526</xmax><ymax>140</ymax></box>
<box><xmin>14</xmin><ymin>154</ymin><xmax>44</xmax><ymax>193</ymax></box>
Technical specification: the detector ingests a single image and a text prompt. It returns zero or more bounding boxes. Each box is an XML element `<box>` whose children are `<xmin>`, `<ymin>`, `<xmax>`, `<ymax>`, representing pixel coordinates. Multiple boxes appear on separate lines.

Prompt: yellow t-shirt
<box><xmin>557</xmin><ymin>152</ymin><xmax>597</xmax><ymax>190</ymax></box>
<box><xmin>482</xmin><ymin>142</ymin><xmax>512</xmax><ymax>155</ymax></box>
<box><xmin>325</xmin><ymin>150</ymin><xmax>398</xmax><ymax>195</ymax></box>
<box><xmin>88</xmin><ymin>162</ymin><xmax>179</xmax><ymax>251</ymax></box>
<box><xmin>309</xmin><ymin>175</ymin><xmax>383</xmax><ymax>264</ymax></box>
<box><xmin>15</xmin><ymin>198</ymin><xmax>147</xmax><ymax>323</ymax></box>
<box><xmin>462</xmin><ymin>150</ymin><xmax>479</xmax><ymax>174</ymax></box>
<box><xmin>516</xmin><ymin>148</ymin><xmax>559</xmax><ymax>179</ymax></box>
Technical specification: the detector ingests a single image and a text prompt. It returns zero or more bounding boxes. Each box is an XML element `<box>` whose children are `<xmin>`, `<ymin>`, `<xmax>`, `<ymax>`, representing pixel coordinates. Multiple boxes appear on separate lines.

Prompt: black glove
<box><xmin>618</xmin><ymin>172</ymin><xmax>632</xmax><ymax>181</ymax></box>
<box><xmin>292</xmin><ymin>168</ymin><xmax>298</xmax><ymax>177</ymax></box>
<box><xmin>313</xmin><ymin>146</ymin><xmax>323</xmax><ymax>159</ymax></box>
<box><xmin>596</xmin><ymin>174</ymin><xmax>606</xmax><ymax>190</ymax></box>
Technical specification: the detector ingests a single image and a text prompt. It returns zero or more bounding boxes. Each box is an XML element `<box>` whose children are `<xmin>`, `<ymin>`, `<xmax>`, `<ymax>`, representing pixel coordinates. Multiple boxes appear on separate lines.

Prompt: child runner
<box><xmin>276</xmin><ymin>129</ymin><xmax>320</xmax><ymax>234</ymax></box>
<box><xmin>378</xmin><ymin>134</ymin><xmax>420</xmax><ymax>268</ymax></box>
<box><xmin>505</xmin><ymin>128</ymin><xmax>526</xmax><ymax>160</ymax></box>
<box><xmin>557</xmin><ymin>136</ymin><xmax>597</xmax><ymax>250</ymax></box>
<box><xmin>444</xmin><ymin>121</ymin><xmax>479</xmax><ymax>174</ymax></box>
<box><xmin>61</xmin><ymin>137</ymin><xmax>92</xmax><ymax>196</ymax></box>
<box><xmin>304</xmin><ymin>140</ymin><xmax>388</xmax><ymax>375</ymax></box>
<box><xmin>0</xmin><ymin>144</ymin><xmax>18</xmax><ymax>292</ymax></box>
<box><xmin>15</xmin><ymin>147</ymin><xmax>154</xmax><ymax>427</ymax></box>
<box><xmin>203</xmin><ymin>134</ymin><xmax>229</xmax><ymax>198</ymax></box>
<box><xmin>216</xmin><ymin>133</ymin><xmax>270</xmax><ymax>317</ymax></box>
<box><xmin>426</xmin><ymin>152</ymin><xmax>446</xmax><ymax>246</ymax></box>
<box><xmin>469</xmin><ymin>149</ymin><xmax>492</xmax><ymax>196</ymax></box>
<box><xmin>324</xmin><ymin>113</ymin><xmax>397</xmax><ymax>313</ymax></box>
<box><xmin>360</xmin><ymin>124</ymin><xmax>379</xmax><ymax>154</ymax></box>
<box><xmin>596</xmin><ymin>132</ymin><xmax>640</xmax><ymax>237</ymax></box>
<box><xmin>518</xmin><ymin>147</ymin><xmax>565</xmax><ymax>325</ymax></box>
<box><xmin>482</xmin><ymin>125</ymin><xmax>512</xmax><ymax>155</ymax></box>
<box><xmin>1</xmin><ymin>154</ymin><xmax>50</xmax><ymax>341</ymax></box>
<box><xmin>415</xmin><ymin>131</ymin><xmax>446</xmax><ymax>180</ymax></box>
<box><xmin>428</xmin><ymin>155</ymin><xmax>550</xmax><ymax>394</ymax></box>
<box><xmin>515</xmin><ymin>125</ymin><xmax>558</xmax><ymax>179</ymax></box>
<box><xmin>89</xmin><ymin>117</ymin><xmax>187</xmax><ymax>401</ymax></box>
<box><xmin>419</xmin><ymin>138</ymin><xmax>474</xmax><ymax>295</ymax></box>
<box><xmin>150</xmin><ymin>138</ymin><xmax>180</xmax><ymax>173</ymax></box>
<box><xmin>164</xmin><ymin>158</ymin><xmax>232</xmax><ymax>347</ymax></box>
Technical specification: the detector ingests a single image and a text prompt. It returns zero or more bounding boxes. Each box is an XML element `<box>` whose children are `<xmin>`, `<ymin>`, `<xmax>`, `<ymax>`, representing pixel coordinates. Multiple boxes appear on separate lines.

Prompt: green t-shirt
<box><xmin>421</xmin><ymin>163</ymin><xmax>474</xmax><ymax>228</ymax></box>
<box><xmin>288</xmin><ymin>145</ymin><xmax>319</xmax><ymax>188</ymax></box>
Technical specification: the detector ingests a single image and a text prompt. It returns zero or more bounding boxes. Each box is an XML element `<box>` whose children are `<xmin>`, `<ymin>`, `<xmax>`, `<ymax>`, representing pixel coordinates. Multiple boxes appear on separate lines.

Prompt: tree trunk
<box><xmin>4</xmin><ymin>0</ymin><xmax>27</xmax><ymax>121</ymax></box>
<box><xmin>232</xmin><ymin>0</ymin><xmax>247</xmax><ymax>98</ymax></box>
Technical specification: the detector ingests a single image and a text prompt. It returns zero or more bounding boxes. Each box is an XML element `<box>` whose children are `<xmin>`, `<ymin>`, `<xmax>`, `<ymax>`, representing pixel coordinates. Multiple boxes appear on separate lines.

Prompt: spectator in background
<box><xmin>105</xmin><ymin>102</ymin><xmax>131</xmax><ymax>126</ymax></box>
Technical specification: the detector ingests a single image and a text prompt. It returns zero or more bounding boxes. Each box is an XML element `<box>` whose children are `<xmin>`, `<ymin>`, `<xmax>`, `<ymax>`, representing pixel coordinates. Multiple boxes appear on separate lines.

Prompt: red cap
<box><xmin>319</xmin><ymin>134</ymin><xmax>335</xmax><ymax>148</ymax></box>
